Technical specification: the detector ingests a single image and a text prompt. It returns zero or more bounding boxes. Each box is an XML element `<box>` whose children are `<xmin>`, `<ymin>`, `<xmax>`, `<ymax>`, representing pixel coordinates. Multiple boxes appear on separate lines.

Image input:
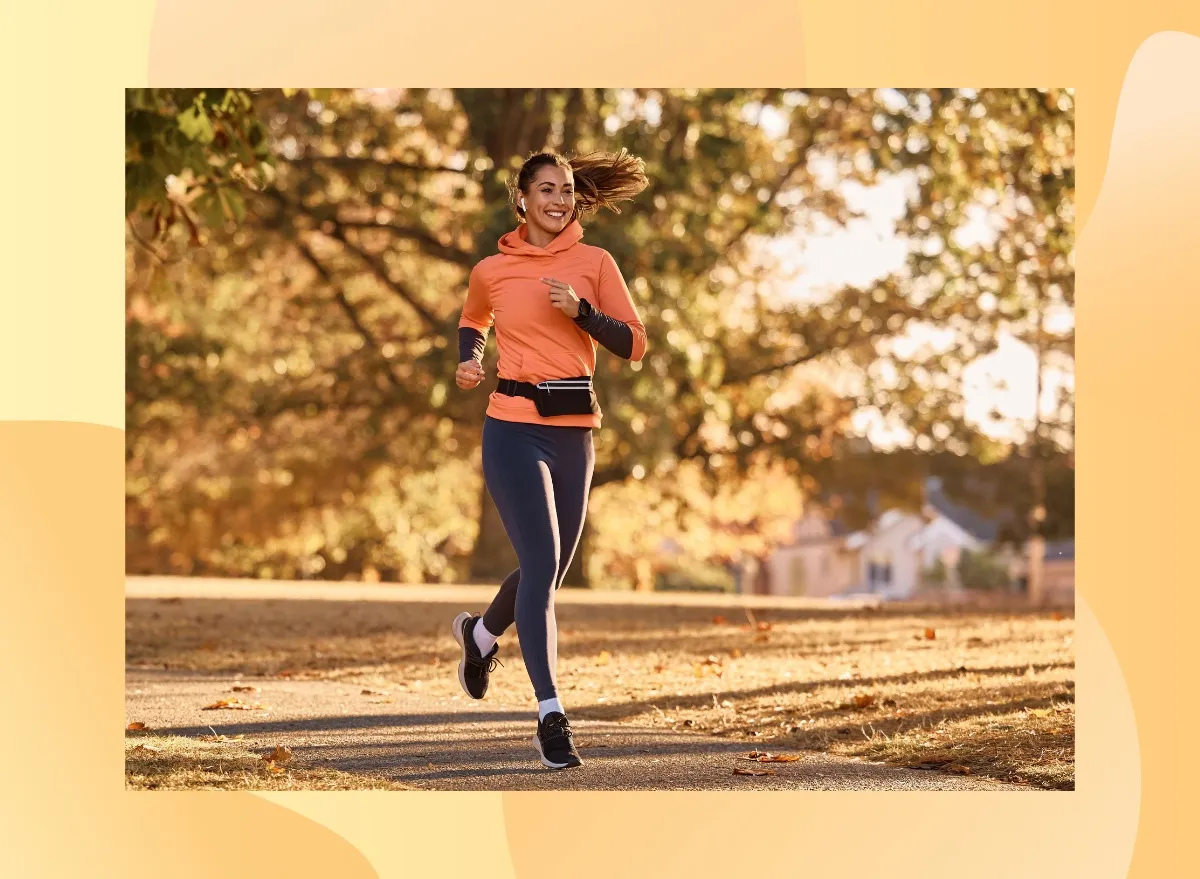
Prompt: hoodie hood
<box><xmin>497</xmin><ymin>219</ymin><xmax>584</xmax><ymax>257</ymax></box>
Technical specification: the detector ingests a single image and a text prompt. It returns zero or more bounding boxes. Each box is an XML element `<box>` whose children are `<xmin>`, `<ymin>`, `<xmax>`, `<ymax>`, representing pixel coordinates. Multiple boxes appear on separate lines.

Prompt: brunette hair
<box><xmin>508</xmin><ymin>148</ymin><xmax>648</xmax><ymax>221</ymax></box>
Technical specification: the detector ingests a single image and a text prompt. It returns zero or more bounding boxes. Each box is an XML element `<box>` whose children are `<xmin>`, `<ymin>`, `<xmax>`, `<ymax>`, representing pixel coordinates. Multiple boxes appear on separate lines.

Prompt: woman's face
<box><xmin>523</xmin><ymin>165</ymin><xmax>575</xmax><ymax>235</ymax></box>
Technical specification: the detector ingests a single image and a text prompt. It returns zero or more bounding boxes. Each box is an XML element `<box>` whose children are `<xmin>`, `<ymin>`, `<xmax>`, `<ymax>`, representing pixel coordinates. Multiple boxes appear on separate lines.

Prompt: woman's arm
<box><xmin>458</xmin><ymin>264</ymin><xmax>493</xmax><ymax>363</ymax></box>
<box><xmin>580</xmin><ymin>251</ymin><xmax>647</xmax><ymax>362</ymax></box>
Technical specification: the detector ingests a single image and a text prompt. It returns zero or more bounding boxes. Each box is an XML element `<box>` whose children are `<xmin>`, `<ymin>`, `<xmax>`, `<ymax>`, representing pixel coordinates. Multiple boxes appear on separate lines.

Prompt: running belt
<box><xmin>497</xmin><ymin>377</ymin><xmax>593</xmax><ymax>400</ymax></box>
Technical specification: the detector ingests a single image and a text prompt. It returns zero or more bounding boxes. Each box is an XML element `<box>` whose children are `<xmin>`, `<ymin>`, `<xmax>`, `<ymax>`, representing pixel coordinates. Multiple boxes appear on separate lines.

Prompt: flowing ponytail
<box><xmin>509</xmin><ymin>148</ymin><xmax>648</xmax><ymax>221</ymax></box>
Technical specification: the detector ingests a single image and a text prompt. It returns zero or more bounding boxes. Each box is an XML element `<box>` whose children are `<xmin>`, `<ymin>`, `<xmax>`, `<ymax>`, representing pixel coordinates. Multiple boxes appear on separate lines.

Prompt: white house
<box><xmin>759</xmin><ymin>478</ymin><xmax>999</xmax><ymax>599</ymax></box>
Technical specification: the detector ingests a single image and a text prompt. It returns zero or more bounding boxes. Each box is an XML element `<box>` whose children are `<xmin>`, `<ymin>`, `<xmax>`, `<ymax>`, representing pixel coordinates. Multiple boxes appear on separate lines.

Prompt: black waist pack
<box><xmin>497</xmin><ymin>377</ymin><xmax>599</xmax><ymax>417</ymax></box>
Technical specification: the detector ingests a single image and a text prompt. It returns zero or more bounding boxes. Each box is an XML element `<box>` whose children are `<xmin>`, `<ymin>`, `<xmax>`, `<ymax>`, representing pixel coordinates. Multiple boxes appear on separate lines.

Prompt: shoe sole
<box><xmin>533</xmin><ymin>733</ymin><xmax>583</xmax><ymax>770</ymax></box>
<box><xmin>451</xmin><ymin>611</ymin><xmax>483</xmax><ymax>700</ymax></box>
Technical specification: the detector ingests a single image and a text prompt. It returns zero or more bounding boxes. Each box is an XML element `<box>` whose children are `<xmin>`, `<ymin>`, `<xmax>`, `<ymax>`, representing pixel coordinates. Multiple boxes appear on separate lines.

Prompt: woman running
<box><xmin>452</xmin><ymin>148</ymin><xmax>649</xmax><ymax>769</ymax></box>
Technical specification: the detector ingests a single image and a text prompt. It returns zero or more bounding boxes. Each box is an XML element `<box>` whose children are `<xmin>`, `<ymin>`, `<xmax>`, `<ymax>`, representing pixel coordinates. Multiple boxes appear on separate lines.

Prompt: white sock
<box><xmin>472</xmin><ymin>618</ymin><xmax>498</xmax><ymax>656</ymax></box>
<box><xmin>538</xmin><ymin>697</ymin><xmax>565</xmax><ymax>720</ymax></box>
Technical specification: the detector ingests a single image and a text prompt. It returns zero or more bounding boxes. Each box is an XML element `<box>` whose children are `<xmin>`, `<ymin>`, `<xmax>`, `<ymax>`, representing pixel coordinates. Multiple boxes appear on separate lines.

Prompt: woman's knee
<box><xmin>515</xmin><ymin>557</ymin><xmax>559</xmax><ymax>596</ymax></box>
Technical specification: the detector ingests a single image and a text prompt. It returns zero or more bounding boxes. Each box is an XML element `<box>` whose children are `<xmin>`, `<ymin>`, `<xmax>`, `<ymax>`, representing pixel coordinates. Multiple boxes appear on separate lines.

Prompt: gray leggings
<box><xmin>479</xmin><ymin>416</ymin><xmax>594</xmax><ymax>702</ymax></box>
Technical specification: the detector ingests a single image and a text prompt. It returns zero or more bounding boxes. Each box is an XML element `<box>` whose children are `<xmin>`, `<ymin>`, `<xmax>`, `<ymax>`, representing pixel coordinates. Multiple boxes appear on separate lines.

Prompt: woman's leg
<box><xmin>550</xmin><ymin>427</ymin><xmax>595</xmax><ymax>589</ymax></box>
<box><xmin>480</xmin><ymin>567</ymin><xmax>521</xmax><ymax>639</ymax></box>
<box><xmin>479</xmin><ymin>427</ymin><xmax>592</xmax><ymax>690</ymax></box>
<box><xmin>479</xmin><ymin>418</ymin><xmax>562</xmax><ymax>702</ymax></box>
<box><xmin>541</xmin><ymin>427</ymin><xmax>595</xmax><ymax>684</ymax></box>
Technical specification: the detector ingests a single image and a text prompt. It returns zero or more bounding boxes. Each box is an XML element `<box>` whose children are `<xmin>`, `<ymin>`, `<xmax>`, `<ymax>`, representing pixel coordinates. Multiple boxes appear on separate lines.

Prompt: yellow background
<box><xmin>1</xmin><ymin>1</ymin><xmax>1195</xmax><ymax>874</ymax></box>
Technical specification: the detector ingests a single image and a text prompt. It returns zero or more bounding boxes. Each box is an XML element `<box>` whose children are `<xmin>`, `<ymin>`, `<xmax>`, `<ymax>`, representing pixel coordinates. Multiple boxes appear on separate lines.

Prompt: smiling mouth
<box><xmin>545</xmin><ymin>210</ymin><xmax>567</xmax><ymax>220</ymax></box>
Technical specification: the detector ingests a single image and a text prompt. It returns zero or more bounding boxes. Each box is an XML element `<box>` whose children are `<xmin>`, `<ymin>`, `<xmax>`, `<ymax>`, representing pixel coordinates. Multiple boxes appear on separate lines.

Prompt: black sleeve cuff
<box><xmin>459</xmin><ymin>327</ymin><xmax>486</xmax><ymax>363</ymax></box>
<box><xmin>573</xmin><ymin>306</ymin><xmax>634</xmax><ymax>360</ymax></box>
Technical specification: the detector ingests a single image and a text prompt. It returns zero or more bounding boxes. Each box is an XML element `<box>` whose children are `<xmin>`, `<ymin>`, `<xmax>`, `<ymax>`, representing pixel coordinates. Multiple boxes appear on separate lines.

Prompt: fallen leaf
<box><xmin>361</xmin><ymin>688</ymin><xmax>390</xmax><ymax>696</ymax></box>
<box><xmin>1025</xmin><ymin>707</ymin><xmax>1052</xmax><ymax>718</ymax></box>
<box><xmin>231</xmin><ymin>685</ymin><xmax>260</xmax><ymax>693</ymax></box>
<box><xmin>264</xmin><ymin>762</ymin><xmax>286</xmax><ymax>775</ymax></box>
<box><xmin>701</xmin><ymin>655</ymin><xmax>723</xmax><ymax>666</ymax></box>
<box><xmin>595</xmin><ymin>650</ymin><xmax>612</xmax><ymax>666</ymax></box>
<box><xmin>756</xmin><ymin>621</ymin><xmax>773</xmax><ymax>632</ymax></box>
<box><xmin>967</xmin><ymin>637</ymin><xmax>985</xmax><ymax>646</ymax></box>
<box><xmin>1051</xmin><ymin>611</ymin><xmax>1065</xmax><ymax>621</ymax></box>
<box><xmin>733</xmin><ymin>767</ymin><xmax>776</xmax><ymax>776</ymax></box>
<box><xmin>262</xmin><ymin>745</ymin><xmax>293</xmax><ymax>764</ymax></box>
<box><xmin>130</xmin><ymin>744</ymin><xmax>161</xmax><ymax>755</ymax></box>
<box><xmin>947</xmin><ymin>764</ymin><xmax>972</xmax><ymax>775</ymax></box>
<box><xmin>754</xmin><ymin>633</ymin><xmax>771</xmax><ymax>643</ymax></box>
<box><xmin>654</xmin><ymin>664</ymin><xmax>666</xmax><ymax>673</ymax></box>
<box><xmin>712</xmin><ymin>615</ymin><xmax>727</xmax><ymax>625</ymax></box>
<box><xmin>203</xmin><ymin>698</ymin><xmax>268</xmax><ymax>711</ymax></box>
<box><xmin>742</xmin><ymin>751</ymin><xmax>803</xmax><ymax>763</ymax></box>
<box><xmin>853</xmin><ymin>694</ymin><xmax>876</xmax><ymax>709</ymax></box>
<box><xmin>729</xmin><ymin>648</ymin><xmax>743</xmax><ymax>659</ymax></box>
<box><xmin>924</xmin><ymin>628</ymin><xmax>937</xmax><ymax>640</ymax></box>
<box><xmin>200</xmin><ymin>641</ymin><xmax>217</xmax><ymax>651</ymax></box>
<box><xmin>126</xmin><ymin>722</ymin><xmax>149</xmax><ymax>731</ymax></box>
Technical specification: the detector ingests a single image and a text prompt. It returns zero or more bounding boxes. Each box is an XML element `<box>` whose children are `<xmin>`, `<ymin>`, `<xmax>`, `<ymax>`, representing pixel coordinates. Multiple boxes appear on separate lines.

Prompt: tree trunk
<box><xmin>1027</xmin><ymin>534</ymin><xmax>1046</xmax><ymax>606</ymax></box>
<box><xmin>560</xmin><ymin>514</ymin><xmax>592</xmax><ymax>588</ymax></box>
<box><xmin>468</xmin><ymin>482</ymin><xmax>518</xmax><ymax>584</ymax></box>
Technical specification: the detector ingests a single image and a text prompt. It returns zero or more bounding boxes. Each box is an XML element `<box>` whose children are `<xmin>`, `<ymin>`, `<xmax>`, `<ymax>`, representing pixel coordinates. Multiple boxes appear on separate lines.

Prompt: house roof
<box><xmin>923</xmin><ymin>478</ymin><xmax>1003</xmax><ymax>542</ymax></box>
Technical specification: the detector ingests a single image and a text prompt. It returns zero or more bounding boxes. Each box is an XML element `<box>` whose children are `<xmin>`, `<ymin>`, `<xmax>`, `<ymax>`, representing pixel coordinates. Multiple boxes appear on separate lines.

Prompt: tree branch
<box><xmin>324</xmin><ymin>224</ymin><xmax>442</xmax><ymax>328</ymax></box>
<box><xmin>334</xmin><ymin>220</ymin><xmax>473</xmax><ymax>268</ymax></box>
<box><xmin>263</xmin><ymin>189</ymin><xmax>443</xmax><ymax>330</ymax></box>
<box><xmin>723</xmin><ymin>314</ymin><xmax>916</xmax><ymax>386</ymax></box>
<box><xmin>719</xmin><ymin>151</ymin><xmax>810</xmax><ymax>257</ymax></box>
<box><xmin>282</xmin><ymin>155</ymin><xmax>469</xmax><ymax>175</ymax></box>
<box><xmin>293</xmin><ymin>236</ymin><xmax>404</xmax><ymax>390</ymax></box>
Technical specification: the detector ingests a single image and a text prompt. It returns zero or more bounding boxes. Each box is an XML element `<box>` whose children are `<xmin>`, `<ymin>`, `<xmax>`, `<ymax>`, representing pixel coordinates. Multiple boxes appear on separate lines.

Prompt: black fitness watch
<box><xmin>573</xmin><ymin>298</ymin><xmax>593</xmax><ymax>322</ymax></box>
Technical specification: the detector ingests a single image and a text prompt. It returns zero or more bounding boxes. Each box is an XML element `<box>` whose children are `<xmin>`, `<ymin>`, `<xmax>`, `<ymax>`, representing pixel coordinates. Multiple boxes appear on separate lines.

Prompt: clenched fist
<box><xmin>456</xmin><ymin>359</ymin><xmax>486</xmax><ymax>390</ymax></box>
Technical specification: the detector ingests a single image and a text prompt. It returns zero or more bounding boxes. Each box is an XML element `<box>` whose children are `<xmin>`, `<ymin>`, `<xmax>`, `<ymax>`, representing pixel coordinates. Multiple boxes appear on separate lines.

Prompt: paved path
<box><xmin>127</xmin><ymin>668</ymin><xmax>1025</xmax><ymax>791</ymax></box>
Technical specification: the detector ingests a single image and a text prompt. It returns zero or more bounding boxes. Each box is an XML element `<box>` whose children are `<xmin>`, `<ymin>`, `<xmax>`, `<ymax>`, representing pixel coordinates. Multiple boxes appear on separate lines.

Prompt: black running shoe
<box><xmin>534</xmin><ymin>711</ymin><xmax>583</xmax><ymax>769</ymax></box>
<box><xmin>452</xmin><ymin>612</ymin><xmax>502</xmax><ymax>699</ymax></box>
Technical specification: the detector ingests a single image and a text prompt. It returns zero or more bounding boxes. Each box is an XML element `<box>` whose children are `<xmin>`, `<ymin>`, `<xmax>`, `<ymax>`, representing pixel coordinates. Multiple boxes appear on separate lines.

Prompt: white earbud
<box><xmin>520</xmin><ymin>198</ymin><xmax>526</xmax><ymax>211</ymax></box>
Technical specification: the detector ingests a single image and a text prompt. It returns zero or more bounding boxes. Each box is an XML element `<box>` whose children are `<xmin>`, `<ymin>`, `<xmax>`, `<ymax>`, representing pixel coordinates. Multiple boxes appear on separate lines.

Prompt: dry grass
<box><xmin>124</xmin><ymin>731</ymin><xmax>418</xmax><ymax>791</ymax></box>
<box><xmin>127</xmin><ymin>596</ymin><xmax>1074</xmax><ymax>790</ymax></box>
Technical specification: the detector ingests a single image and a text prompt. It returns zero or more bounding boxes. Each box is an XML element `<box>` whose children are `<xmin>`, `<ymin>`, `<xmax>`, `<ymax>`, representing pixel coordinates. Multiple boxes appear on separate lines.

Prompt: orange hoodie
<box><xmin>459</xmin><ymin>220</ymin><xmax>647</xmax><ymax>428</ymax></box>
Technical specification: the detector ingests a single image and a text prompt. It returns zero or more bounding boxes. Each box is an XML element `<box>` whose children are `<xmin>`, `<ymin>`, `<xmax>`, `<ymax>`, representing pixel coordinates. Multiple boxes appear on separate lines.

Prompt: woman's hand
<box><xmin>456</xmin><ymin>359</ymin><xmax>486</xmax><ymax>390</ymax></box>
<box><xmin>542</xmin><ymin>277</ymin><xmax>581</xmax><ymax>319</ymax></box>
